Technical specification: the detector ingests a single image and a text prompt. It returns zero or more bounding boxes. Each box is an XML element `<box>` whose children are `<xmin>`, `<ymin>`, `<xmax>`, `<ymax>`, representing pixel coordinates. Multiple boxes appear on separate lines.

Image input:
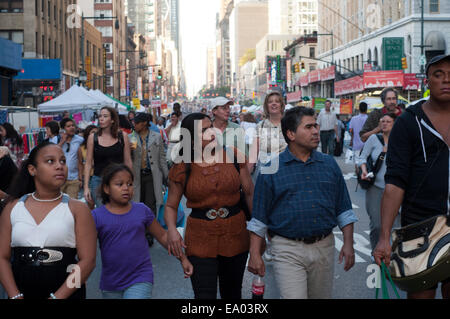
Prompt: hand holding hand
<box><xmin>167</xmin><ymin>227</ymin><xmax>186</xmax><ymax>258</ymax></box>
<box><xmin>180</xmin><ymin>256</ymin><xmax>194</xmax><ymax>278</ymax></box>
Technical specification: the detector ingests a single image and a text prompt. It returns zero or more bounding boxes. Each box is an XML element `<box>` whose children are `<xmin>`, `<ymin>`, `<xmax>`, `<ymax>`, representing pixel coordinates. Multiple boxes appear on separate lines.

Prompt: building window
<box><xmin>0</xmin><ymin>0</ymin><xmax>24</xmax><ymax>13</ymax></box>
<box><xmin>430</xmin><ymin>0</ymin><xmax>439</xmax><ymax>13</ymax></box>
<box><xmin>0</xmin><ymin>30</ymin><xmax>24</xmax><ymax>56</ymax></box>
<box><xmin>309</xmin><ymin>47</ymin><xmax>315</xmax><ymax>58</ymax></box>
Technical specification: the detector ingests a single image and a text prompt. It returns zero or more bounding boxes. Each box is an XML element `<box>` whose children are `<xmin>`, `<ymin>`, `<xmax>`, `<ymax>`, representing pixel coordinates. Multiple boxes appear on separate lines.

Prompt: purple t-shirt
<box><xmin>92</xmin><ymin>202</ymin><xmax>155</xmax><ymax>291</ymax></box>
<box><xmin>349</xmin><ymin>114</ymin><xmax>368</xmax><ymax>151</ymax></box>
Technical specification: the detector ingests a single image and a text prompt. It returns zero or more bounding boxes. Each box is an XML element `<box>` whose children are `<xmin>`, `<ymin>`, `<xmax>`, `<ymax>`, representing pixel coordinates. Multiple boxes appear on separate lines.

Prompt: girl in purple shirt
<box><xmin>92</xmin><ymin>164</ymin><xmax>193</xmax><ymax>299</ymax></box>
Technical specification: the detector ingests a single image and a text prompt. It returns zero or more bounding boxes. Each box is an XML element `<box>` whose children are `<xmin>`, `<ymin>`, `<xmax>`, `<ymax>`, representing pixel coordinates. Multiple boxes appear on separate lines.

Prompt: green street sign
<box><xmin>382</xmin><ymin>37</ymin><xmax>404</xmax><ymax>70</ymax></box>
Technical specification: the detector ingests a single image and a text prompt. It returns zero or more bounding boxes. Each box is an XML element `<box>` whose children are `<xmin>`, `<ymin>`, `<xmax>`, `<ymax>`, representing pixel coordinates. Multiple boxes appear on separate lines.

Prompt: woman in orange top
<box><xmin>164</xmin><ymin>112</ymin><xmax>254</xmax><ymax>299</ymax></box>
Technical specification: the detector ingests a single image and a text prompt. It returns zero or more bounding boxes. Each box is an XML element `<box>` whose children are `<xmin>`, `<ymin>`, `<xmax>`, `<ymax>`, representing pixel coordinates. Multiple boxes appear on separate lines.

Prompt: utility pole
<box><xmin>414</xmin><ymin>0</ymin><xmax>431</xmax><ymax>93</ymax></box>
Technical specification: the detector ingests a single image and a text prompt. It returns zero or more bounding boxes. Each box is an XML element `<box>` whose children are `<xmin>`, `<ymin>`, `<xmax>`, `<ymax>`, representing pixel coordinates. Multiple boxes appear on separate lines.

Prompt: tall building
<box><xmin>92</xmin><ymin>0</ymin><xmax>127</xmax><ymax>99</ymax></box>
<box><xmin>0</xmin><ymin>0</ymin><xmax>104</xmax><ymax>107</ymax></box>
<box><xmin>126</xmin><ymin>0</ymin><xmax>155</xmax><ymax>37</ymax></box>
<box><xmin>229</xmin><ymin>0</ymin><xmax>268</xmax><ymax>95</ymax></box>
<box><xmin>268</xmin><ymin>0</ymin><xmax>318</xmax><ymax>35</ymax></box>
<box><xmin>206</xmin><ymin>46</ymin><xmax>216</xmax><ymax>88</ymax></box>
<box><xmin>315</xmin><ymin>0</ymin><xmax>450</xmax><ymax>101</ymax></box>
<box><xmin>216</xmin><ymin>0</ymin><xmax>233</xmax><ymax>88</ymax></box>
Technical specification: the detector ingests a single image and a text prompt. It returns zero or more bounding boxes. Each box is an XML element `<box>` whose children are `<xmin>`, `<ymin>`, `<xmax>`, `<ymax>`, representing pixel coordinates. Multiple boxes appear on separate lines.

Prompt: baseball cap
<box><xmin>210</xmin><ymin>97</ymin><xmax>233</xmax><ymax>110</ymax></box>
<box><xmin>133</xmin><ymin>112</ymin><xmax>150</xmax><ymax>123</ymax></box>
<box><xmin>425</xmin><ymin>54</ymin><xmax>450</xmax><ymax>76</ymax></box>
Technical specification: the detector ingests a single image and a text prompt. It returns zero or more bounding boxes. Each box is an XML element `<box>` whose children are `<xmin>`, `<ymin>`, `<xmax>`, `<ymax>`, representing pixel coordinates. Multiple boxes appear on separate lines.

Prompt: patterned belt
<box><xmin>11</xmin><ymin>247</ymin><xmax>77</xmax><ymax>267</ymax></box>
<box><xmin>190</xmin><ymin>205</ymin><xmax>241</xmax><ymax>220</ymax></box>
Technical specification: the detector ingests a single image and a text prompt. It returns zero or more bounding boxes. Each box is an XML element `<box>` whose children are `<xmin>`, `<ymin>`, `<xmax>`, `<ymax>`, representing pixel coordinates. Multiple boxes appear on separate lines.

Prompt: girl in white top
<box><xmin>0</xmin><ymin>141</ymin><xmax>97</xmax><ymax>299</ymax></box>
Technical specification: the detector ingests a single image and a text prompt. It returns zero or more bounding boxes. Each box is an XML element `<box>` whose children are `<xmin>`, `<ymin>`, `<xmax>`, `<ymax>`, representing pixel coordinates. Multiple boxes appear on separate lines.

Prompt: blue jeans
<box><xmin>89</xmin><ymin>175</ymin><xmax>103</xmax><ymax>208</ymax></box>
<box><xmin>102</xmin><ymin>282</ymin><xmax>153</xmax><ymax>299</ymax></box>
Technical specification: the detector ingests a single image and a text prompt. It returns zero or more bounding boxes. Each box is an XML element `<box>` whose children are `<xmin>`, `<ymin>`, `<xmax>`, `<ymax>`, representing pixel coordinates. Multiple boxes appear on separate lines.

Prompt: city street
<box><xmin>86</xmin><ymin>146</ymin><xmax>439</xmax><ymax>300</ymax></box>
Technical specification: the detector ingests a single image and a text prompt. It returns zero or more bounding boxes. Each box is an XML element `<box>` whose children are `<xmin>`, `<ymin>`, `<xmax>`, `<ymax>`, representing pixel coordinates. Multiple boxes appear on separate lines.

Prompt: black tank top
<box><xmin>93</xmin><ymin>132</ymin><xmax>124</xmax><ymax>177</ymax></box>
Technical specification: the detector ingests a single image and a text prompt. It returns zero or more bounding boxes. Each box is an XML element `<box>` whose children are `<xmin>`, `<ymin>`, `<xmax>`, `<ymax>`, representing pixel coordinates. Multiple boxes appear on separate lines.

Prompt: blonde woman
<box><xmin>250</xmin><ymin>91</ymin><xmax>288</xmax><ymax>180</ymax></box>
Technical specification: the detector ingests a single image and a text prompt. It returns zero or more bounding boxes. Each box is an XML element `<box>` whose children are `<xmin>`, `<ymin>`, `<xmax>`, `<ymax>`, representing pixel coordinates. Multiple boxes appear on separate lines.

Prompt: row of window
<box><xmin>0</xmin><ymin>0</ymin><xmax>22</xmax><ymax>13</ymax></box>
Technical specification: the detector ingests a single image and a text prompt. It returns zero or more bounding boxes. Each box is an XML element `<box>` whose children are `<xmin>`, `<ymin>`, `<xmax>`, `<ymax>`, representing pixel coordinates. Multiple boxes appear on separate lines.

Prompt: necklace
<box><xmin>31</xmin><ymin>192</ymin><xmax>63</xmax><ymax>202</ymax></box>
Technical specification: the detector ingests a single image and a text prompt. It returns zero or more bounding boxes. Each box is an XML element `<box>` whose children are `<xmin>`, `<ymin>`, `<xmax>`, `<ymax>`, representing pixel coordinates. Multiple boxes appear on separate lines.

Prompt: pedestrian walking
<box><xmin>317</xmin><ymin>100</ymin><xmax>339</xmax><ymax>155</ymax></box>
<box><xmin>349</xmin><ymin>102</ymin><xmax>368</xmax><ymax>166</ymax></box>
<box><xmin>373</xmin><ymin>54</ymin><xmax>450</xmax><ymax>299</ymax></box>
<box><xmin>77</xmin><ymin>125</ymin><xmax>98</xmax><ymax>210</ymax></box>
<box><xmin>0</xmin><ymin>141</ymin><xmax>97</xmax><ymax>299</ymax></box>
<box><xmin>83</xmin><ymin>107</ymin><xmax>133</xmax><ymax>209</ymax></box>
<box><xmin>44</xmin><ymin>120</ymin><xmax>61</xmax><ymax>144</ymax></box>
<box><xmin>359</xmin><ymin>113</ymin><xmax>398</xmax><ymax>250</ymax></box>
<box><xmin>211</xmin><ymin>97</ymin><xmax>247</xmax><ymax>157</ymax></box>
<box><xmin>247</xmin><ymin>107</ymin><xmax>357</xmax><ymax>299</ymax></box>
<box><xmin>0</xmin><ymin>123</ymin><xmax>24</xmax><ymax>168</ymax></box>
<box><xmin>165</xmin><ymin>112</ymin><xmax>182</xmax><ymax>165</ymax></box>
<box><xmin>129</xmin><ymin>113</ymin><xmax>168</xmax><ymax>218</ymax></box>
<box><xmin>359</xmin><ymin>87</ymin><xmax>403</xmax><ymax>143</ymax></box>
<box><xmin>334</xmin><ymin>115</ymin><xmax>345</xmax><ymax>156</ymax></box>
<box><xmin>0</xmin><ymin>147</ymin><xmax>17</xmax><ymax>202</ymax></box>
<box><xmin>165</xmin><ymin>113</ymin><xmax>253</xmax><ymax>299</ymax></box>
<box><xmin>93</xmin><ymin>164</ymin><xmax>192</xmax><ymax>299</ymax></box>
<box><xmin>250</xmin><ymin>91</ymin><xmax>288</xmax><ymax>180</ymax></box>
<box><xmin>59</xmin><ymin>118</ymin><xmax>84</xmax><ymax>199</ymax></box>
<box><xmin>240</xmin><ymin>113</ymin><xmax>257</xmax><ymax>147</ymax></box>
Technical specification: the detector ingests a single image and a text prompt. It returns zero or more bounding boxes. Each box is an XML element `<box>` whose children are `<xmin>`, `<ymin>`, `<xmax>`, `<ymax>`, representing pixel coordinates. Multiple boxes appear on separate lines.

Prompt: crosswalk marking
<box><xmin>334</xmin><ymin>231</ymin><xmax>372</xmax><ymax>263</ymax></box>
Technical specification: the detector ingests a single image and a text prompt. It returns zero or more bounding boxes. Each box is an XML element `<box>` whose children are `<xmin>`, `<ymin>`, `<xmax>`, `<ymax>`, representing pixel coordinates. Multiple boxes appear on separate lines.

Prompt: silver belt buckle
<box><xmin>36</xmin><ymin>249</ymin><xmax>63</xmax><ymax>264</ymax></box>
<box><xmin>206</xmin><ymin>208</ymin><xmax>230</xmax><ymax>220</ymax></box>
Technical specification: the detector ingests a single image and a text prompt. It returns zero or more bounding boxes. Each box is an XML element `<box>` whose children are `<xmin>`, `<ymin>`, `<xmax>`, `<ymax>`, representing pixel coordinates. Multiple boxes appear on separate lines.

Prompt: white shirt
<box><xmin>10</xmin><ymin>194</ymin><xmax>76</xmax><ymax>248</ymax></box>
<box><xmin>317</xmin><ymin>110</ymin><xmax>338</xmax><ymax>131</ymax></box>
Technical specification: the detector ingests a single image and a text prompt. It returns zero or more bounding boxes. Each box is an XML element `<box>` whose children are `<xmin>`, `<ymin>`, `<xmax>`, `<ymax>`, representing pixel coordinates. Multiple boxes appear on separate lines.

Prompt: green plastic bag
<box><xmin>376</xmin><ymin>261</ymin><xmax>401</xmax><ymax>299</ymax></box>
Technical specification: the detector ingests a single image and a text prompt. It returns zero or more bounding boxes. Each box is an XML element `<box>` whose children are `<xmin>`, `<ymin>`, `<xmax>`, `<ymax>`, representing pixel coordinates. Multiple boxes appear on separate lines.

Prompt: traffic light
<box><xmin>401</xmin><ymin>57</ymin><xmax>408</xmax><ymax>69</ymax></box>
<box><xmin>294</xmin><ymin>63</ymin><xmax>300</xmax><ymax>73</ymax></box>
<box><xmin>157</xmin><ymin>70</ymin><xmax>162</xmax><ymax>79</ymax></box>
<box><xmin>301</xmin><ymin>61</ymin><xmax>306</xmax><ymax>72</ymax></box>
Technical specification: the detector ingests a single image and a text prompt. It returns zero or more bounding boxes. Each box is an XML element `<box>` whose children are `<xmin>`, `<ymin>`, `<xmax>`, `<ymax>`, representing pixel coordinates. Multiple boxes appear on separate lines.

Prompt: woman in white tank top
<box><xmin>0</xmin><ymin>141</ymin><xmax>97</xmax><ymax>299</ymax></box>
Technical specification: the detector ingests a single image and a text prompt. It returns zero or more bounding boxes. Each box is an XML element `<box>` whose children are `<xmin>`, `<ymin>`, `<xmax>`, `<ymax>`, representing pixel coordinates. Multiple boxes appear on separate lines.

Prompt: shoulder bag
<box><xmin>388</xmin><ymin>145</ymin><xmax>450</xmax><ymax>293</ymax></box>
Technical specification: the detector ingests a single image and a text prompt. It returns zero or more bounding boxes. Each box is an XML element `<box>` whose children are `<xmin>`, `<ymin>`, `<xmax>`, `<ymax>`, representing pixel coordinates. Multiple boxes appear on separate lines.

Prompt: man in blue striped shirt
<box><xmin>247</xmin><ymin>106</ymin><xmax>358</xmax><ymax>299</ymax></box>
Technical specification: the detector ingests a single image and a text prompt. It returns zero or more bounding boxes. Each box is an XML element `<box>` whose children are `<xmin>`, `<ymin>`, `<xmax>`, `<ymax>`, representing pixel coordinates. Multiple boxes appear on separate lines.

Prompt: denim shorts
<box><xmin>102</xmin><ymin>282</ymin><xmax>153</xmax><ymax>299</ymax></box>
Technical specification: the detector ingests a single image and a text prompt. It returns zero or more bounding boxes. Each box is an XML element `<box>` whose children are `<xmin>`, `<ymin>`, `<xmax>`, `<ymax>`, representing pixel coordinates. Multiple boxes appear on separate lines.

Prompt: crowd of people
<box><xmin>0</xmin><ymin>55</ymin><xmax>448</xmax><ymax>300</ymax></box>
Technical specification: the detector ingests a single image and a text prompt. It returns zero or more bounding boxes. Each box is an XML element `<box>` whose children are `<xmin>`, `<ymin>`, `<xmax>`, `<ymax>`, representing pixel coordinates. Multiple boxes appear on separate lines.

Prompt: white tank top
<box><xmin>10</xmin><ymin>194</ymin><xmax>76</xmax><ymax>248</ymax></box>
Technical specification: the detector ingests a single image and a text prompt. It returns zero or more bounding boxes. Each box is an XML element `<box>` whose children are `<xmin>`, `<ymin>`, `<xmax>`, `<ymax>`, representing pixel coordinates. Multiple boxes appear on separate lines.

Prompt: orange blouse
<box><xmin>168</xmin><ymin>149</ymin><xmax>250</xmax><ymax>258</ymax></box>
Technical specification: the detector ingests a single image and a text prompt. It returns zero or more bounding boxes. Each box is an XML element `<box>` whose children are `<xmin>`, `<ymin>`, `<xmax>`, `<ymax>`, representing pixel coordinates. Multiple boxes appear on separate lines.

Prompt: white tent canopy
<box><xmin>86</xmin><ymin>89</ymin><xmax>128</xmax><ymax>114</ymax></box>
<box><xmin>38</xmin><ymin>85</ymin><xmax>111</xmax><ymax>113</ymax></box>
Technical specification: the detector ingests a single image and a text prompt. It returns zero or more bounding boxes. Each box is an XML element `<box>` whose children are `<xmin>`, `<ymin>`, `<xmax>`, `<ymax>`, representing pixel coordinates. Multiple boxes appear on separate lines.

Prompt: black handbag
<box><xmin>357</xmin><ymin>134</ymin><xmax>385</xmax><ymax>190</ymax></box>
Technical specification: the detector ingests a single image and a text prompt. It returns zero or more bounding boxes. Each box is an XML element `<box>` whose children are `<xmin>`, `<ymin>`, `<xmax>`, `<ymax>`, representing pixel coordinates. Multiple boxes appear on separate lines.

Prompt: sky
<box><xmin>179</xmin><ymin>0</ymin><xmax>220</xmax><ymax>97</ymax></box>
